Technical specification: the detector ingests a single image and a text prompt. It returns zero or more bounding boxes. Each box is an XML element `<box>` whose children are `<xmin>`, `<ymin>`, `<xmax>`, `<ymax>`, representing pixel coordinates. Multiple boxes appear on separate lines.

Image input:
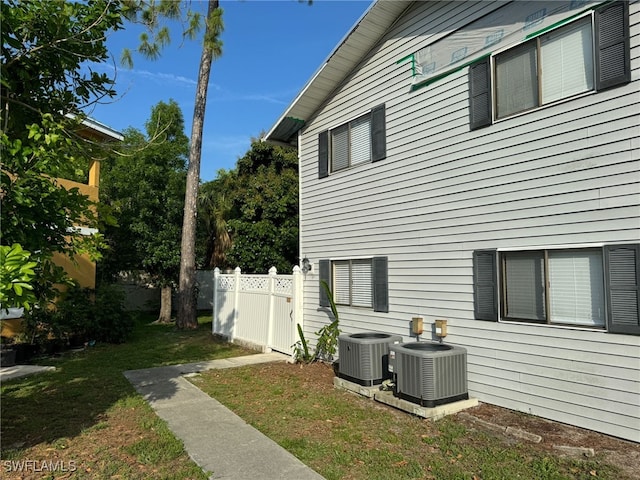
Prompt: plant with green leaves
<box><xmin>1</xmin><ymin>0</ymin><xmax>123</xmax><ymax>306</ymax></box>
<box><xmin>100</xmin><ymin>100</ymin><xmax>188</xmax><ymax>323</ymax></box>
<box><xmin>221</xmin><ymin>140</ymin><xmax>299</xmax><ymax>273</ymax></box>
<box><xmin>292</xmin><ymin>324</ymin><xmax>312</xmax><ymax>363</ymax></box>
<box><xmin>315</xmin><ymin>280</ymin><xmax>340</xmax><ymax>362</ymax></box>
<box><xmin>293</xmin><ymin>280</ymin><xmax>340</xmax><ymax>364</ymax></box>
<box><xmin>0</xmin><ymin>244</ymin><xmax>37</xmax><ymax>312</ymax></box>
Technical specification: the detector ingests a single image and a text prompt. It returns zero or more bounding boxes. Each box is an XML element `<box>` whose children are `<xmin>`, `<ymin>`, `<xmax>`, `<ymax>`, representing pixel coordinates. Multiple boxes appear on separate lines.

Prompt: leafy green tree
<box><xmin>0</xmin><ymin>244</ymin><xmax>37</xmax><ymax>312</ymax></box>
<box><xmin>199</xmin><ymin>140</ymin><xmax>299</xmax><ymax>274</ymax></box>
<box><xmin>100</xmin><ymin>100</ymin><xmax>188</xmax><ymax>323</ymax></box>
<box><xmin>198</xmin><ymin>171</ymin><xmax>234</xmax><ymax>269</ymax></box>
<box><xmin>1</xmin><ymin>0</ymin><xmax>124</xmax><ymax>306</ymax></box>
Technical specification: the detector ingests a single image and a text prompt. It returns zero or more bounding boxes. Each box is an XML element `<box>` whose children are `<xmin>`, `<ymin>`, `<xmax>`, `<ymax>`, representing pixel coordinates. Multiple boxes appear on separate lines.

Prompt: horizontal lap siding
<box><xmin>300</xmin><ymin>1</ymin><xmax>640</xmax><ymax>441</ymax></box>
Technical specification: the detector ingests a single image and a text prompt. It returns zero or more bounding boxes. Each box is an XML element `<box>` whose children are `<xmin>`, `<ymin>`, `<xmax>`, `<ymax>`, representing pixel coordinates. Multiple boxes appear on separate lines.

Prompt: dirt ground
<box><xmin>293</xmin><ymin>362</ymin><xmax>640</xmax><ymax>479</ymax></box>
<box><xmin>460</xmin><ymin>402</ymin><xmax>640</xmax><ymax>479</ymax></box>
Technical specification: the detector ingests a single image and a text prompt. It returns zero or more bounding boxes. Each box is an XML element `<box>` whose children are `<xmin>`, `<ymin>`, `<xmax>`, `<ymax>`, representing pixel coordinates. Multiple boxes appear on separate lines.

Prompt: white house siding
<box><xmin>298</xmin><ymin>1</ymin><xmax>640</xmax><ymax>441</ymax></box>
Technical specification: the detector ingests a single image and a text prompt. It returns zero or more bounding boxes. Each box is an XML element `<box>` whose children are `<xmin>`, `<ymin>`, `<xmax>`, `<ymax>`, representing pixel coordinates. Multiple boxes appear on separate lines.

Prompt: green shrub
<box><xmin>293</xmin><ymin>281</ymin><xmax>340</xmax><ymax>364</ymax></box>
<box><xmin>93</xmin><ymin>284</ymin><xmax>132</xmax><ymax>343</ymax></box>
<box><xmin>24</xmin><ymin>283</ymin><xmax>133</xmax><ymax>345</ymax></box>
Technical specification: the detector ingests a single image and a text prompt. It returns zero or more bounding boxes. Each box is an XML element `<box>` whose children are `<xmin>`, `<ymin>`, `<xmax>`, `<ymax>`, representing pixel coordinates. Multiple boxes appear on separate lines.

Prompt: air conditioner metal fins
<box><xmin>390</xmin><ymin>342</ymin><xmax>468</xmax><ymax>408</ymax></box>
<box><xmin>338</xmin><ymin>332</ymin><xmax>403</xmax><ymax>386</ymax></box>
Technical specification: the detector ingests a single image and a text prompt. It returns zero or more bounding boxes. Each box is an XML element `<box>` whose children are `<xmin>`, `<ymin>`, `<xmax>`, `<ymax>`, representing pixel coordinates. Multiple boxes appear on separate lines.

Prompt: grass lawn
<box><xmin>191</xmin><ymin>362</ymin><xmax>635</xmax><ymax>480</ymax></box>
<box><xmin>3</xmin><ymin>317</ymin><xmax>636</xmax><ymax>480</ymax></box>
<box><xmin>0</xmin><ymin>313</ymin><xmax>254</xmax><ymax>479</ymax></box>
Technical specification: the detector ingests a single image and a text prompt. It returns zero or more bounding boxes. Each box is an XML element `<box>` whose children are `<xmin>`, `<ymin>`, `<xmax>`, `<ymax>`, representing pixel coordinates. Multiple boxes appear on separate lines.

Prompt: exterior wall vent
<box><xmin>338</xmin><ymin>332</ymin><xmax>403</xmax><ymax>386</ymax></box>
<box><xmin>389</xmin><ymin>342</ymin><xmax>468</xmax><ymax>407</ymax></box>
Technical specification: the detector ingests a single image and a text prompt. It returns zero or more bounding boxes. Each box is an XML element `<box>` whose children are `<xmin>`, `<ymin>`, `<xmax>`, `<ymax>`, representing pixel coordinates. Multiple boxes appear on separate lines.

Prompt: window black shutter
<box><xmin>604</xmin><ymin>244</ymin><xmax>640</xmax><ymax>335</ymax></box>
<box><xmin>372</xmin><ymin>256</ymin><xmax>389</xmax><ymax>313</ymax></box>
<box><xmin>595</xmin><ymin>0</ymin><xmax>630</xmax><ymax>91</ymax></box>
<box><xmin>473</xmin><ymin>250</ymin><xmax>498</xmax><ymax>321</ymax></box>
<box><xmin>319</xmin><ymin>259</ymin><xmax>330</xmax><ymax>307</ymax></box>
<box><xmin>318</xmin><ymin>130</ymin><xmax>329</xmax><ymax>179</ymax></box>
<box><xmin>468</xmin><ymin>58</ymin><xmax>492</xmax><ymax>130</ymax></box>
<box><xmin>371</xmin><ymin>104</ymin><xmax>386</xmax><ymax>162</ymax></box>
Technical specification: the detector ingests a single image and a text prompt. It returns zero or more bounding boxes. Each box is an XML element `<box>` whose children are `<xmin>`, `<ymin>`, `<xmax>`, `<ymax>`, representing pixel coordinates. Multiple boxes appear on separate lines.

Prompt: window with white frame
<box><xmin>501</xmin><ymin>249</ymin><xmax>605</xmax><ymax>327</ymax></box>
<box><xmin>318</xmin><ymin>104</ymin><xmax>386</xmax><ymax>179</ymax></box>
<box><xmin>468</xmin><ymin>1</ymin><xmax>630</xmax><ymax>130</ymax></box>
<box><xmin>330</xmin><ymin>115</ymin><xmax>371</xmax><ymax>173</ymax></box>
<box><xmin>332</xmin><ymin>259</ymin><xmax>373</xmax><ymax>308</ymax></box>
<box><xmin>494</xmin><ymin>16</ymin><xmax>594</xmax><ymax>119</ymax></box>
<box><xmin>473</xmin><ymin>244</ymin><xmax>640</xmax><ymax>335</ymax></box>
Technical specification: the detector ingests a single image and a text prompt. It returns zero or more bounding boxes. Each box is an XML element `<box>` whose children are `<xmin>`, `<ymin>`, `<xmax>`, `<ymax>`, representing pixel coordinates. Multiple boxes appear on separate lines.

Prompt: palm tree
<box><xmin>176</xmin><ymin>0</ymin><xmax>223</xmax><ymax>329</ymax></box>
<box><xmin>199</xmin><ymin>179</ymin><xmax>232</xmax><ymax>269</ymax></box>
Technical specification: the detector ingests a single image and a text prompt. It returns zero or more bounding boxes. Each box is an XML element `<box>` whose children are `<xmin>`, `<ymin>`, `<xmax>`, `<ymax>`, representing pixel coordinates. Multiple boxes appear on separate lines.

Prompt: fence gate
<box><xmin>212</xmin><ymin>266</ymin><xmax>302</xmax><ymax>356</ymax></box>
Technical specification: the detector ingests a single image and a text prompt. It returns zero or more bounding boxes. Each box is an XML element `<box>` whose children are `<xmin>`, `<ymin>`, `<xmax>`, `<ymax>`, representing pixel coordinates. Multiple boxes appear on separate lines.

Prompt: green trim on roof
<box><xmin>410</xmin><ymin>53</ymin><xmax>491</xmax><ymax>92</ymax></box>
<box><xmin>524</xmin><ymin>2</ymin><xmax>604</xmax><ymax>39</ymax></box>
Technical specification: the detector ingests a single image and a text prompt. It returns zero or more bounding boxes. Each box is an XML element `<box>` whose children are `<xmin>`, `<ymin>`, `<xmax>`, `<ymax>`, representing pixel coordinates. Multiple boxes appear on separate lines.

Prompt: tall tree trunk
<box><xmin>157</xmin><ymin>285</ymin><xmax>172</xmax><ymax>323</ymax></box>
<box><xmin>177</xmin><ymin>0</ymin><xmax>218</xmax><ymax>329</ymax></box>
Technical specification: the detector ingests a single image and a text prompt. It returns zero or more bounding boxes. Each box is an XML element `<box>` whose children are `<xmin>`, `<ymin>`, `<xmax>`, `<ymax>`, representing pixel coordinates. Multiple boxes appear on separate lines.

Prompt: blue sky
<box><xmin>86</xmin><ymin>0</ymin><xmax>371</xmax><ymax>182</ymax></box>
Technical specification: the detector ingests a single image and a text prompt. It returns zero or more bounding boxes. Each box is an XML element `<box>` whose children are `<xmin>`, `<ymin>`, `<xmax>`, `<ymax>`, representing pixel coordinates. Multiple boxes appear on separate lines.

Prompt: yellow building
<box><xmin>53</xmin><ymin>117</ymin><xmax>123</xmax><ymax>289</ymax></box>
<box><xmin>1</xmin><ymin>117</ymin><xmax>122</xmax><ymax>337</ymax></box>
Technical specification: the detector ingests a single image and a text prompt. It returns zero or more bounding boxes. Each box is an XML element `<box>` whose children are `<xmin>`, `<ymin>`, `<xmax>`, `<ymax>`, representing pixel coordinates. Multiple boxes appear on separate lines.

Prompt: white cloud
<box><xmin>133</xmin><ymin>69</ymin><xmax>197</xmax><ymax>87</ymax></box>
<box><xmin>208</xmin><ymin>86</ymin><xmax>298</xmax><ymax>106</ymax></box>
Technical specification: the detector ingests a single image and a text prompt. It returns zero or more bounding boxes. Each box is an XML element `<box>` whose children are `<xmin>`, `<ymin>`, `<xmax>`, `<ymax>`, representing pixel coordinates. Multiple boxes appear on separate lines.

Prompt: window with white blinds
<box><xmin>541</xmin><ymin>17</ymin><xmax>594</xmax><ymax>104</ymax></box>
<box><xmin>548</xmin><ymin>250</ymin><xmax>605</xmax><ymax>326</ymax></box>
<box><xmin>350</xmin><ymin>116</ymin><xmax>371</xmax><ymax>166</ymax></box>
<box><xmin>494</xmin><ymin>13</ymin><xmax>596</xmax><ymax>119</ymax></box>
<box><xmin>501</xmin><ymin>249</ymin><xmax>606</xmax><ymax>327</ymax></box>
<box><xmin>333</xmin><ymin>261</ymin><xmax>351</xmax><ymax>305</ymax></box>
<box><xmin>469</xmin><ymin>1</ymin><xmax>630</xmax><ymax>130</ymax></box>
<box><xmin>351</xmin><ymin>259</ymin><xmax>373</xmax><ymax>307</ymax></box>
<box><xmin>330</xmin><ymin>113</ymin><xmax>372</xmax><ymax>172</ymax></box>
<box><xmin>332</xmin><ymin>259</ymin><xmax>373</xmax><ymax>308</ymax></box>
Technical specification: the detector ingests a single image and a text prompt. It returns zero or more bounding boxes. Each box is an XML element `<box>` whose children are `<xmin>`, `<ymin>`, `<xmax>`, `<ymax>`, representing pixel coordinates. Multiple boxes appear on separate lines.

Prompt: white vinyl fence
<box><xmin>212</xmin><ymin>266</ymin><xmax>303</xmax><ymax>356</ymax></box>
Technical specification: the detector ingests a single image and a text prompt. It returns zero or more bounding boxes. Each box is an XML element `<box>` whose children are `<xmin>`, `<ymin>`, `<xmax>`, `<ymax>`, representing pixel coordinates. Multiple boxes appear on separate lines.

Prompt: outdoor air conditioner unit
<box><xmin>389</xmin><ymin>342</ymin><xmax>468</xmax><ymax>408</ymax></box>
<box><xmin>338</xmin><ymin>332</ymin><xmax>403</xmax><ymax>386</ymax></box>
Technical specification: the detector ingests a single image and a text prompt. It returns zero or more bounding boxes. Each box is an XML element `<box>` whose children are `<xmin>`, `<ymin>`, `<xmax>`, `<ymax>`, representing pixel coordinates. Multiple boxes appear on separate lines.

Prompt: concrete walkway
<box><xmin>124</xmin><ymin>353</ymin><xmax>325</xmax><ymax>480</ymax></box>
<box><xmin>0</xmin><ymin>364</ymin><xmax>55</xmax><ymax>381</ymax></box>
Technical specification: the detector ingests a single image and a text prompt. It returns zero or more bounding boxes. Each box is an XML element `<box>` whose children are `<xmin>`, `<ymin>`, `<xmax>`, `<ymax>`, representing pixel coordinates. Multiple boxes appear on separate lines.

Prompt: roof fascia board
<box><xmin>264</xmin><ymin>0</ymin><xmax>413</xmax><ymax>144</ymax></box>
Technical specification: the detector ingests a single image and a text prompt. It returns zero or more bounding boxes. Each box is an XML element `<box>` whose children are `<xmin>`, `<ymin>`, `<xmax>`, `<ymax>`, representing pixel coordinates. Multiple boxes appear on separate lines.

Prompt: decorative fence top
<box><xmin>214</xmin><ymin>266</ymin><xmax>299</xmax><ymax>296</ymax></box>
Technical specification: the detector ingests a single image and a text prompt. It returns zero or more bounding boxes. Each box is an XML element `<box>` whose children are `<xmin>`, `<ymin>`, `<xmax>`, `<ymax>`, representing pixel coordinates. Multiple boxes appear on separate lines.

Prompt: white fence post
<box><xmin>292</xmin><ymin>265</ymin><xmax>303</xmax><ymax>342</ymax></box>
<box><xmin>232</xmin><ymin>267</ymin><xmax>241</xmax><ymax>341</ymax></box>
<box><xmin>212</xmin><ymin>267</ymin><xmax>220</xmax><ymax>333</ymax></box>
<box><xmin>266</xmin><ymin>266</ymin><xmax>277</xmax><ymax>352</ymax></box>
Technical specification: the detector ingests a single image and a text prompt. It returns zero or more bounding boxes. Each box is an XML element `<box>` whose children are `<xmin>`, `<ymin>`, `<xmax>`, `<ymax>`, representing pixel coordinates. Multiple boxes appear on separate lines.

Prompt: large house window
<box><xmin>469</xmin><ymin>1</ymin><xmax>630</xmax><ymax>129</ymax></box>
<box><xmin>318</xmin><ymin>257</ymin><xmax>388</xmax><ymax>312</ymax></box>
<box><xmin>318</xmin><ymin>104</ymin><xmax>386</xmax><ymax>179</ymax></box>
<box><xmin>473</xmin><ymin>245</ymin><xmax>640</xmax><ymax>335</ymax></box>
<box><xmin>494</xmin><ymin>16</ymin><xmax>594</xmax><ymax>119</ymax></box>
<box><xmin>501</xmin><ymin>249</ymin><xmax>605</xmax><ymax>327</ymax></box>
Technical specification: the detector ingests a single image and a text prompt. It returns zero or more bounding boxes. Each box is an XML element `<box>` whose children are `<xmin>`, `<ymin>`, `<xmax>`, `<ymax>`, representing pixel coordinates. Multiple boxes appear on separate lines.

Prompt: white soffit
<box><xmin>265</xmin><ymin>0</ymin><xmax>412</xmax><ymax>145</ymax></box>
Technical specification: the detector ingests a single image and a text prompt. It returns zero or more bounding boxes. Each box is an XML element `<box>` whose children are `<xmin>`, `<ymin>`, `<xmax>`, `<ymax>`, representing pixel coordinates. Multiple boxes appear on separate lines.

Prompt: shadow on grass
<box><xmin>0</xmin><ymin>314</ymin><xmax>251</xmax><ymax>452</ymax></box>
